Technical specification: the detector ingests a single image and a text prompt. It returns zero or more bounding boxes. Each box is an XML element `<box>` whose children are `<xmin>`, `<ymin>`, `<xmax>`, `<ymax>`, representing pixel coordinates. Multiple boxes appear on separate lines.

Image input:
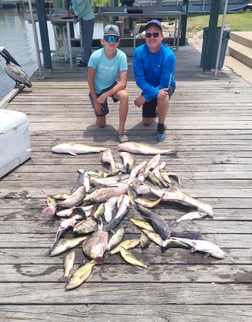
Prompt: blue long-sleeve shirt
<box><xmin>133</xmin><ymin>43</ymin><xmax>176</xmax><ymax>102</ymax></box>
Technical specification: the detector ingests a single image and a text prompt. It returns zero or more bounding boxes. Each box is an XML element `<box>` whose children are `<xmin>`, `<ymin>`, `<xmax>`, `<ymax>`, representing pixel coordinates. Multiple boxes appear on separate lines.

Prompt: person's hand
<box><xmin>134</xmin><ymin>95</ymin><xmax>145</xmax><ymax>107</ymax></box>
<box><xmin>97</xmin><ymin>93</ymin><xmax>107</xmax><ymax>104</ymax></box>
<box><xmin>94</xmin><ymin>102</ymin><xmax>103</xmax><ymax>115</ymax></box>
<box><xmin>158</xmin><ymin>88</ymin><xmax>169</xmax><ymax>98</ymax></box>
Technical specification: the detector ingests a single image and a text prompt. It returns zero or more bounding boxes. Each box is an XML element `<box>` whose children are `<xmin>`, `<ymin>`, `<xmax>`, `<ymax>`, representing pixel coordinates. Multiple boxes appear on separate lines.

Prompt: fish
<box><xmin>48</xmin><ymin>236</ymin><xmax>88</xmax><ymax>256</ymax></box>
<box><xmin>150</xmin><ymin>185</ymin><xmax>214</xmax><ymax>217</ymax></box>
<box><xmin>73</xmin><ymin>217</ymin><xmax>98</xmax><ymax>235</ymax></box>
<box><xmin>109</xmin><ymin>238</ymin><xmax>140</xmax><ymax>255</ymax></box>
<box><xmin>104</xmin><ymin>194</ymin><xmax>130</xmax><ymax>231</ymax></box>
<box><xmin>136</xmin><ymin>204</ymin><xmax>170</xmax><ymax>240</ymax></box>
<box><xmin>137</xmin><ymin>154</ymin><xmax>161</xmax><ymax>183</ymax></box>
<box><xmin>139</xmin><ymin>231</ymin><xmax>150</xmax><ymax>249</ymax></box>
<box><xmin>71</xmin><ymin>169</ymin><xmax>90</xmax><ymax>194</ymax></box>
<box><xmin>118</xmin><ymin>142</ymin><xmax>177</xmax><ymax>155</ymax></box>
<box><xmin>54</xmin><ymin>214</ymin><xmax>84</xmax><ymax>243</ymax></box>
<box><xmin>176</xmin><ymin>211</ymin><xmax>211</xmax><ymax>223</ymax></box>
<box><xmin>82</xmin><ymin>229</ymin><xmax>109</xmax><ymax>260</ymax></box>
<box><xmin>119</xmin><ymin>151</ymin><xmax>135</xmax><ymax>173</ymax></box>
<box><xmin>84</xmin><ymin>183</ymin><xmax>128</xmax><ymax>203</ymax></box>
<box><xmin>106</xmin><ymin>226</ymin><xmax>126</xmax><ymax>251</ymax></box>
<box><xmin>65</xmin><ymin>260</ymin><xmax>97</xmax><ymax>290</ymax></box>
<box><xmin>101</xmin><ymin>148</ymin><xmax>119</xmax><ymax>173</ymax></box>
<box><xmin>171</xmin><ymin>237</ymin><xmax>225</xmax><ymax>259</ymax></box>
<box><xmin>120</xmin><ymin>247</ymin><xmax>147</xmax><ymax>269</ymax></box>
<box><xmin>56</xmin><ymin>185</ymin><xmax>86</xmax><ymax>208</ymax></box>
<box><xmin>58</xmin><ymin>249</ymin><xmax>75</xmax><ymax>282</ymax></box>
<box><xmin>130</xmin><ymin>218</ymin><xmax>154</xmax><ymax>232</ymax></box>
<box><xmin>141</xmin><ymin>229</ymin><xmax>164</xmax><ymax>247</ymax></box>
<box><xmin>52</xmin><ymin>142</ymin><xmax>107</xmax><ymax>155</ymax></box>
<box><xmin>135</xmin><ymin>196</ymin><xmax>162</xmax><ymax>208</ymax></box>
<box><xmin>104</xmin><ymin>196</ymin><xmax>118</xmax><ymax>223</ymax></box>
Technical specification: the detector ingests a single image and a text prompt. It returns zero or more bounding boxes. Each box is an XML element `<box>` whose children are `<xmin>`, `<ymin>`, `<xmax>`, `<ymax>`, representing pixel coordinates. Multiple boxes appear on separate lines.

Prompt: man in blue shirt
<box><xmin>133</xmin><ymin>20</ymin><xmax>176</xmax><ymax>142</ymax></box>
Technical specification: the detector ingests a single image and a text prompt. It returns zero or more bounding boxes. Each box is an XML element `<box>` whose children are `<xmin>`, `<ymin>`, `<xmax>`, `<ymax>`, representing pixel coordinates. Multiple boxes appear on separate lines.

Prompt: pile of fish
<box><xmin>43</xmin><ymin>141</ymin><xmax>224</xmax><ymax>290</ymax></box>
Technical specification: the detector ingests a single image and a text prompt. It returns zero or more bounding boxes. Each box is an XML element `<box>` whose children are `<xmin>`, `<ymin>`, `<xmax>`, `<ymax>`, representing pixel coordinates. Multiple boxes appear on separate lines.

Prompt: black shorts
<box><xmin>142</xmin><ymin>85</ymin><xmax>175</xmax><ymax>118</ymax></box>
<box><xmin>89</xmin><ymin>82</ymin><xmax>118</xmax><ymax>117</ymax></box>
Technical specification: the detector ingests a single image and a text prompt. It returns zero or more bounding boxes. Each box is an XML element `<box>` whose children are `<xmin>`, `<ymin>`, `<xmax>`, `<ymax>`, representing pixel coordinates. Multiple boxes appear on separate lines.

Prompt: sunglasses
<box><xmin>145</xmin><ymin>32</ymin><xmax>160</xmax><ymax>38</ymax></box>
<box><xmin>104</xmin><ymin>35</ymin><xmax>120</xmax><ymax>43</ymax></box>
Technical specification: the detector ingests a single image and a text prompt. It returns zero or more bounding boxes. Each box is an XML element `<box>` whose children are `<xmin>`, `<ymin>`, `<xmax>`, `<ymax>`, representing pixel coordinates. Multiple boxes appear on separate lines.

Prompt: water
<box><xmin>0</xmin><ymin>8</ymin><xmax>38</xmax><ymax>100</ymax></box>
<box><xmin>0</xmin><ymin>8</ymin><xmax>104</xmax><ymax>100</ymax></box>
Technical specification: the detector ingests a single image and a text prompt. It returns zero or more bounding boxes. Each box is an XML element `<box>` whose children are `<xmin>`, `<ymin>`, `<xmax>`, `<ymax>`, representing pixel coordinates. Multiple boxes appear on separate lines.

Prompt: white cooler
<box><xmin>0</xmin><ymin>109</ymin><xmax>31</xmax><ymax>178</ymax></box>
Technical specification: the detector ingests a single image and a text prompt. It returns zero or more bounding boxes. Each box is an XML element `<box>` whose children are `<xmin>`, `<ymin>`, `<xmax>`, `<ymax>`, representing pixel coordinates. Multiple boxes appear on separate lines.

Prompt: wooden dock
<box><xmin>1</xmin><ymin>44</ymin><xmax>252</xmax><ymax>321</ymax></box>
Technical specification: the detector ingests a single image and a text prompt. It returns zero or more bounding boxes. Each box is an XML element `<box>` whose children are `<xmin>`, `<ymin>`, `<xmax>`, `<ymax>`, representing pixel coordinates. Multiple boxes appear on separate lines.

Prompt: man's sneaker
<box><xmin>156</xmin><ymin>132</ymin><xmax>166</xmax><ymax>142</ymax></box>
<box><xmin>118</xmin><ymin>133</ymin><xmax>128</xmax><ymax>143</ymax></box>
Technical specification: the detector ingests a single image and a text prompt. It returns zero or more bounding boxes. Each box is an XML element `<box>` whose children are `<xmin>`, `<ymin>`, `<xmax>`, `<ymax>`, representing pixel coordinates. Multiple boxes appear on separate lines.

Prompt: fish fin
<box><xmin>58</xmin><ymin>275</ymin><xmax>69</xmax><ymax>282</ymax></box>
<box><xmin>69</xmin><ymin>152</ymin><xmax>77</xmax><ymax>156</ymax></box>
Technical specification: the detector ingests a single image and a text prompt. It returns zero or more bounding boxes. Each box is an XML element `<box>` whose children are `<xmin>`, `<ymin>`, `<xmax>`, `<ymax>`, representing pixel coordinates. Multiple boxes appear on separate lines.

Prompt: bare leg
<box><xmin>156</xmin><ymin>94</ymin><xmax>169</xmax><ymax>124</ymax></box>
<box><xmin>115</xmin><ymin>89</ymin><xmax>128</xmax><ymax>133</ymax></box>
<box><xmin>96</xmin><ymin>116</ymin><xmax>106</xmax><ymax>128</ymax></box>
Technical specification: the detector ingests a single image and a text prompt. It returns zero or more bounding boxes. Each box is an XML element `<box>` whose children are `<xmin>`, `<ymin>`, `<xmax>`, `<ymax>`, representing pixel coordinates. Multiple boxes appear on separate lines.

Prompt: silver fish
<box><xmin>104</xmin><ymin>196</ymin><xmax>118</xmax><ymax>223</ymax></box>
<box><xmin>171</xmin><ymin>237</ymin><xmax>224</xmax><ymax>259</ymax></box>
<box><xmin>176</xmin><ymin>211</ymin><xmax>211</xmax><ymax>223</ymax></box>
<box><xmin>118</xmin><ymin>142</ymin><xmax>177</xmax><ymax>155</ymax></box>
<box><xmin>52</xmin><ymin>142</ymin><xmax>107</xmax><ymax>155</ymax></box>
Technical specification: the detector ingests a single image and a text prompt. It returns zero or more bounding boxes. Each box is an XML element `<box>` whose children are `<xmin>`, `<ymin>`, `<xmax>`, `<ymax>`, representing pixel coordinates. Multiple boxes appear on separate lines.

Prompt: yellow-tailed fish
<box><xmin>130</xmin><ymin>218</ymin><xmax>154</xmax><ymax>231</ymax></box>
<box><xmin>49</xmin><ymin>236</ymin><xmax>88</xmax><ymax>256</ymax></box>
<box><xmin>140</xmin><ymin>231</ymin><xmax>150</xmax><ymax>249</ymax></box>
<box><xmin>92</xmin><ymin>202</ymin><xmax>105</xmax><ymax>220</ymax></box>
<box><xmin>58</xmin><ymin>249</ymin><xmax>75</xmax><ymax>282</ymax></box>
<box><xmin>109</xmin><ymin>238</ymin><xmax>140</xmax><ymax>255</ymax></box>
<box><xmin>120</xmin><ymin>247</ymin><xmax>147</xmax><ymax>268</ymax></box>
<box><xmin>65</xmin><ymin>260</ymin><xmax>97</xmax><ymax>290</ymax></box>
<box><xmin>141</xmin><ymin>229</ymin><xmax>164</xmax><ymax>247</ymax></box>
<box><xmin>106</xmin><ymin>226</ymin><xmax>126</xmax><ymax>251</ymax></box>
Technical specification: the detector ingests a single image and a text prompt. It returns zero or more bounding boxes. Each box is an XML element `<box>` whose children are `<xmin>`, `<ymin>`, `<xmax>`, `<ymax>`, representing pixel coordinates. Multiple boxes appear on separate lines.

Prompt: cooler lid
<box><xmin>0</xmin><ymin>109</ymin><xmax>28</xmax><ymax>134</ymax></box>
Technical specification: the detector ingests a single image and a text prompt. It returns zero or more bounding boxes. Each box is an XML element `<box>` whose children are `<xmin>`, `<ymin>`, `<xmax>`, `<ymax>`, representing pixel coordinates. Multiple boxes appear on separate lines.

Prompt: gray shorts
<box><xmin>89</xmin><ymin>82</ymin><xmax>118</xmax><ymax>117</ymax></box>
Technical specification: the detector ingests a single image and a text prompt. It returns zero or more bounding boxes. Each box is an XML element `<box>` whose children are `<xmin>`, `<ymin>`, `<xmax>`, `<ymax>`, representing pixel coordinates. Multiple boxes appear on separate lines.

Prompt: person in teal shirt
<box><xmin>88</xmin><ymin>25</ymin><xmax>129</xmax><ymax>143</ymax></box>
<box><xmin>133</xmin><ymin>20</ymin><xmax>176</xmax><ymax>142</ymax></box>
<box><xmin>69</xmin><ymin>0</ymin><xmax>95</xmax><ymax>67</ymax></box>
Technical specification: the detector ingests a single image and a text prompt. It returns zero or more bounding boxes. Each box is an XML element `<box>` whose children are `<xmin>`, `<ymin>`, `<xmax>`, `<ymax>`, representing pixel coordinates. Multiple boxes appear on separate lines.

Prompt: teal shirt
<box><xmin>88</xmin><ymin>48</ymin><xmax>128</xmax><ymax>94</ymax></box>
<box><xmin>69</xmin><ymin>0</ymin><xmax>95</xmax><ymax>20</ymax></box>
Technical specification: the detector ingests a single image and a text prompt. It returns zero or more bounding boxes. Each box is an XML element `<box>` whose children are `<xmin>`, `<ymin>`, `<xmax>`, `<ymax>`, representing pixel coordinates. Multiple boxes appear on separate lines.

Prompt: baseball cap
<box><xmin>104</xmin><ymin>24</ymin><xmax>120</xmax><ymax>37</ymax></box>
<box><xmin>144</xmin><ymin>20</ymin><xmax>163</xmax><ymax>31</ymax></box>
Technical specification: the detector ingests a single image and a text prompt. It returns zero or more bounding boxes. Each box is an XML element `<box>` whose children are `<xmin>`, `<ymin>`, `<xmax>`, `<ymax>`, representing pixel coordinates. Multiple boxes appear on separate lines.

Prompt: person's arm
<box><xmin>97</xmin><ymin>70</ymin><xmax>127</xmax><ymax>103</ymax></box>
<box><xmin>87</xmin><ymin>67</ymin><xmax>103</xmax><ymax>115</ymax></box>
<box><xmin>133</xmin><ymin>48</ymin><xmax>159</xmax><ymax>102</ymax></box>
